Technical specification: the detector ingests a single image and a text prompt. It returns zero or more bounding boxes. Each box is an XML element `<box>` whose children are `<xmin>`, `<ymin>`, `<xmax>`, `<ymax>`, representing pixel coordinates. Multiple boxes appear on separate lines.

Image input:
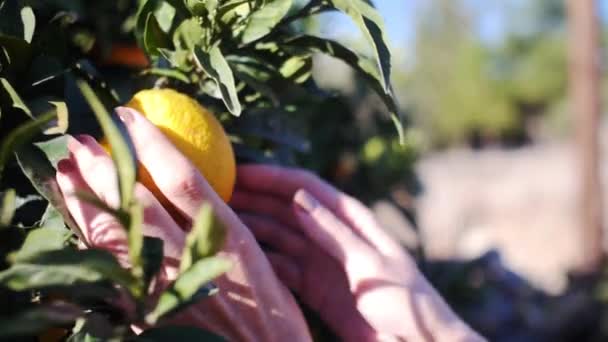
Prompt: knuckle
<box><xmin>164</xmin><ymin>170</ymin><xmax>205</xmax><ymax>201</ymax></box>
<box><xmin>89</xmin><ymin>214</ymin><xmax>119</xmax><ymax>232</ymax></box>
<box><xmin>88</xmin><ymin>214</ymin><xmax>127</xmax><ymax>247</ymax></box>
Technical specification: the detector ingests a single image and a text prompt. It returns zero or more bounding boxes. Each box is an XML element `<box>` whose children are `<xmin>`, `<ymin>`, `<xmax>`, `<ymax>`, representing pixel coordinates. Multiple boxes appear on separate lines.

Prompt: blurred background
<box><xmin>304</xmin><ymin>0</ymin><xmax>608</xmax><ymax>340</ymax></box>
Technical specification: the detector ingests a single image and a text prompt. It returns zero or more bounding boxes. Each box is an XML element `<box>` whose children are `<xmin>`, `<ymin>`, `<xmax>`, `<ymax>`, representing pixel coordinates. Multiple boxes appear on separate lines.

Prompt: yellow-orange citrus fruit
<box><xmin>104</xmin><ymin>89</ymin><xmax>236</xmax><ymax>203</ymax></box>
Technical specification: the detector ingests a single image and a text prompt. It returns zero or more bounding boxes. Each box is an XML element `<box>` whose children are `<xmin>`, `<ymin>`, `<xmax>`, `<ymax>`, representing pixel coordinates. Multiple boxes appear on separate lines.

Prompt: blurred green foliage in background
<box><xmin>397</xmin><ymin>0</ymin><xmax>568</xmax><ymax>149</ymax></box>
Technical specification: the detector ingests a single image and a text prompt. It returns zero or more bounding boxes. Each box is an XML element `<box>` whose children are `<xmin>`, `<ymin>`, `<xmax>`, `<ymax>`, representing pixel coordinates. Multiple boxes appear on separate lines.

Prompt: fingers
<box><xmin>237</xmin><ymin>164</ymin><xmax>402</xmax><ymax>257</ymax></box>
<box><xmin>56</xmin><ymin>157</ymin><xmax>128</xmax><ymax>259</ymax></box>
<box><xmin>237</xmin><ymin>213</ymin><xmax>307</xmax><ymax>256</ymax></box>
<box><xmin>134</xmin><ymin>183</ymin><xmax>185</xmax><ymax>259</ymax></box>
<box><xmin>115</xmin><ymin>107</ymin><xmax>219</xmax><ymax>219</ymax></box>
<box><xmin>292</xmin><ymin>189</ymin><xmax>381</xmax><ymax>286</ymax></box>
<box><xmin>337</xmin><ymin>195</ymin><xmax>404</xmax><ymax>257</ymax></box>
<box><xmin>62</xmin><ymin>136</ymin><xmax>185</xmax><ymax>259</ymax></box>
<box><xmin>231</xmin><ymin>190</ymin><xmax>298</xmax><ymax>228</ymax></box>
<box><xmin>68</xmin><ymin>135</ymin><xmax>120</xmax><ymax>208</ymax></box>
<box><xmin>236</xmin><ymin>164</ymin><xmax>336</xmax><ymax>203</ymax></box>
<box><xmin>265</xmin><ymin>252</ymin><xmax>301</xmax><ymax>292</ymax></box>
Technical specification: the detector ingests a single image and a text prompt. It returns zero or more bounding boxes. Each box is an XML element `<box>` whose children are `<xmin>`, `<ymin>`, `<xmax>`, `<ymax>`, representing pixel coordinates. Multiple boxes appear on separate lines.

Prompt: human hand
<box><xmin>231</xmin><ymin>165</ymin><xmax>484</xmax><ymax>342</ymax></box>
<box><xmin>55</xmin><ymin>108</ymin><xmax>311</xmax><ymax>341</ymax></box>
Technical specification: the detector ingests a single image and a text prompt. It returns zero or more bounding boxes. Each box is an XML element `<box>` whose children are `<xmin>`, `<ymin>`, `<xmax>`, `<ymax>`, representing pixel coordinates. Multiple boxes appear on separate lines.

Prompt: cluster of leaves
<box><xmin>133</xmin><ymin>0</ymin><xmax>403</xmax><ymax>147</ymax></box>
<box><xmin>0</xmin><ymin>0</ymin><xmax>231</xmax><ymax>340</ymax></box>
<box><xmin>295</xmin><ymin>88</ymin><xmax>419</xmax><ymax>211</ymax></box>
<box><xmin>0</xmin><ymin>0</ymin><xmax>403</xmax><ymax>340</ymax></box>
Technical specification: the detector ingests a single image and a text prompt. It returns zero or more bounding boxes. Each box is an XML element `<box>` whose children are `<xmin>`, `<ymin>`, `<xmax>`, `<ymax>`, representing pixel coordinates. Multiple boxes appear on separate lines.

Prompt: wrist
<box><xmin>415</xmin><ymin>288</ymin><xmax>485</xmax><ymax>342</ymax></box>
<box><xmin>397</xmin><ymin>281</ymin><xmax>485</xmax><ymax>342</ymax></box>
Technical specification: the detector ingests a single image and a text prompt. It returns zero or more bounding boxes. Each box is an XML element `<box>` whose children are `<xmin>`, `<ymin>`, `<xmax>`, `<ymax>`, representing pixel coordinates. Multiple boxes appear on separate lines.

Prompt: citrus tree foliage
<box><xmin>0</xmin><ymin>0</ymin><xmax>401</xmax><ymax>340</ymax></box>
<box><xmin>134</xmin><ymin>0</ymin><xmax>403</xmax><ymax>142</ymax></box>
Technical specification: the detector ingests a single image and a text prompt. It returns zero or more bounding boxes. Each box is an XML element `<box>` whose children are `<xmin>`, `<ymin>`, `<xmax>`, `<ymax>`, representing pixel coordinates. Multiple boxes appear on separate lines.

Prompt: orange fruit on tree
<box><xmin>103</xmin><ymin>89</ymin><xmax>236</xmax><ymax>206</ymax></box>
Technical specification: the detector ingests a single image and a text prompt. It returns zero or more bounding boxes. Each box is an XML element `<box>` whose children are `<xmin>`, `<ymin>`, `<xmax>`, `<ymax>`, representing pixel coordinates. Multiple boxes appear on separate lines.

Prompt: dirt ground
<box><xmin>378</xmin><ymin>141</ymin><xmax>600</xmax><ymax>294</ymax></box>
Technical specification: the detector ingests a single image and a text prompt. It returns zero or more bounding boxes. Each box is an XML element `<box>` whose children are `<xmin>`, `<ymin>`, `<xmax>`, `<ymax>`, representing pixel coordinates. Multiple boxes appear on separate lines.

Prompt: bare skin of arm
<box><xmin>231</xmin><ymin>165</ymin><xmax>485</xmax><ymax>342</ymax></box>
<box><xmin>56</xmin><ymin>107</ymin><xmax>311</xmax><ymax>342</ymax></box>
<box><xmin>57</xmin><ymin>106</ymin><xmax>483</xmax><ymax>341</ymax></box>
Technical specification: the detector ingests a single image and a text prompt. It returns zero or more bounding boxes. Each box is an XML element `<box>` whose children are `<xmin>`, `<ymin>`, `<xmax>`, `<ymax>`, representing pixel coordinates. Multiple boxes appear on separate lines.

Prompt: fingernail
<box><xmin>115</xmin><ymin>107</ymin><xmax>134</xmax><ymax>124</ymax></box>
<box><xmin>57</xmin><ymin>158</ymin><xmax>74</xmax><ymax>173</ymax></box>
<box><xmin>294</xmin><ymin>190</ymin><xmax>319</xmax><ymax>212</ymax></box>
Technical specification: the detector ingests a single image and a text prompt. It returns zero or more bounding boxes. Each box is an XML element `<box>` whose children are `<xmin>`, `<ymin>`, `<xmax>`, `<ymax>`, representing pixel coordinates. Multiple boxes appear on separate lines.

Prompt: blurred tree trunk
<box><xmin>566</xmin><ymin>0</ymin><xmax>604</xmax><ymax>272</ymax></box>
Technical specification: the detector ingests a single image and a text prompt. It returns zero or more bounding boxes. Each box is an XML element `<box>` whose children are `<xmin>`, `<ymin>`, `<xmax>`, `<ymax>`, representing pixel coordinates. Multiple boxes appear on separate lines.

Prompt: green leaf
<box><xmin>40</xmin><ymin>203</ymin><xmax>67</xmax><ymax>231</ymax></box>
<box><xmin>147</xmin><ymin>256</ymin><xmax>231</xmax><ymax>323</ymax></box>
<box><xmin>136</xmin><ymin>0</ymin><xmax>161</xmax><ymax>48</ymax></box>
<box><xmin>128</xmin><ymin>202</ymin><xmax>144</xmax><ymax>281</ymax></box>
<box><xmin>20</xmin><ymin>6</ymin><xmax>35</xmax><ymax>43</ymax></box>
<box><xmin>68</xmin><ymin>313</ymin><xmax>116</xmax><ymax>342</ymax></box>
<box><xmin>282</xmin><ymin>35</ymin><xmax>404</xmax><ymax>143</ymax></box>
<box><xmin>0</xmin><ymin>188</ymin><xmax>16</xmax><ymax>227</ymax></box>
<box><xmin>0</xmin><ymin>110</ymin><xmax>55</xmax><ymax>178</ymax></box>
<box><xmin>0</xmin><ymin>77</ymin><xmax>33</xmax><ymax>118</ymax></box>
<box><xmin>217</xmin><ymin>0</ymin><xmax>252</xmax><ymax>24</ymax></box>
<box><xmin>68</xmin><ymin>332</ymin><xmax>103</xmax><ymax>342</ymax></box>
<box><xmin>284</xmin><ymin>35</ymin><xmax>366</xmax><ymax>70</ymax></box>
<box><xmin>228</xmin><ymin>55</ymin><xmax>276</xmax><ymax>82</ymax></box>
<box><xmin>74</xmin><ymin>190</ymin><xmax>122</xmax><ymax>219</ymax></box>
<box><xmin>35</xmin><ymin>135</ymin><xmax>69</xmax><ymax>167</ymax></box>
<box><xmin>137</xmin><ymin>326</ymin><xmax>226</xmax><ymax>341</ymax></box>
<box><xmin>186</xmin><ymin>0</ymin><xmax>217</xmax><ymax>17</ymax></box>
<box><xmin>279</xmin><ymin>54</ymin><xmax>312</xmax><ymax>84</ymax></box>
<box><xmin>41</xmin><ymin>101</ymin><xmax>69</xmax><ymax>135</ymax></box>
<box><xmin>233</xmin><ymin>69</ymin><xmax>279</xmax><ymax>106</ymax></box>
<box><xmin>193</xmin><ymin>46</ymin><xmax>242</xmax><ymax>116</ymax></box>
<box><xmin>229</xmin><ymin>112</ymin><xmax>310</xmax><ymax>151</ymax></box>
<box><xmin>241</xmin><ymin>0</ymin><xmax>293</xmax><ymax>44</ymax></box>
<box><xmin>47</xmin><ymin>283</ymin><xmax>119</xmax><ymax>304</ymax></box>
<box><xmin>328</xmin><ymin>0</ymin><xmax>391</xmax><ymax>92</ymax></box>
<box><xmin>144</xmin><ymin>13</ymin><xmax>170</xmax><ymax>56</ymax></box>
<box><xmin>155</xmin><ymin>1</ymin><xmax>178</xmax><ymax>32</ymax></box>
<box><xmin>0</xmin><ymin>0</ymin><xmax>19</xmax><ymax>36</ymax></box>
<box><xmin>179</xmin><ymin>203</ymin><xmax>226</xmax><ymax>272</ymax></box>
<box><xmin>0</xmin><ymin>249</ymin><xmax>139</xmax><ymax>294</ymax></box>
<box><xmin>158</xmin><ymin>48</ymin><xmax>192</xmax><ymax>70</ymax></box>
<box><xmin>173</xmin><ymin>18</ymin><xmax>205</xmax><ymax>51</ymax></box>
<box><xmin>74</xmin><ymin>77</ymin><xmax>136</xmax><ymax>212</ymax></box>
<box><xmin>0</xmin><ymin>33</ymin><xmax>32</xmax><ymax>73</ymax></box>
<box><xmin>12</xmin><ymin>227</ymin><xmax>67</xmax><ymax>262</ymax></box>
<box><xmin>0</xmin><ymin>0</ymin><xmax>31</xmax><ymax>41</ymax></box>
<box><xmin>0</xmin><ymin>302</ymin><xmax>83</xmax><ymax>338</ymax></box>
<box><xmin>390</xmin><ymin>114</ymin><xmax>405</xmax><ymax>146</ymax></box>
<box><xmin>16</xmin><ymin>142</ymin><xmax>85</xmax><ymax>242</ymax></box>
<box><xmin>142</xmin><ymin>67</ymin><xmax>191</xmax><ymax>83</ymax></box>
